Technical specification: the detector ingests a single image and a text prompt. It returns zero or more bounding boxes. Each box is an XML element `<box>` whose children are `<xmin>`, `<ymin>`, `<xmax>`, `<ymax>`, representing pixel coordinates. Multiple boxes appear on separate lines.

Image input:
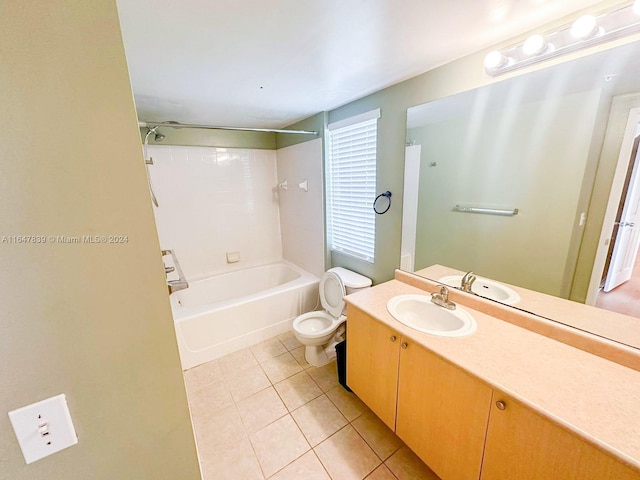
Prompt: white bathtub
<box><xmin>171</xmin><ymin>261</ymin><xmax>319</xmax><ymax>370</ymax></box>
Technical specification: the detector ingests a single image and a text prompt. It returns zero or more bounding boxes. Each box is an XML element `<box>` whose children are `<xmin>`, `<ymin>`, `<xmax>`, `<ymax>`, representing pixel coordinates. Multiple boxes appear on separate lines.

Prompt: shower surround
<box><xmin>147</xmin><ymin>141</ymin><xmax>324</xmax><ymax>368</ymax></box>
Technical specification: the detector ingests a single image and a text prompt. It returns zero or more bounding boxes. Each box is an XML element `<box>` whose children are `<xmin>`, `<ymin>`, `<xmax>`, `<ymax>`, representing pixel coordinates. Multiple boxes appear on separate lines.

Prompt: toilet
<box><xmin>292</xmin><ymin>267</ymin><xmax>372</xmax><ymax>366</ymax></box>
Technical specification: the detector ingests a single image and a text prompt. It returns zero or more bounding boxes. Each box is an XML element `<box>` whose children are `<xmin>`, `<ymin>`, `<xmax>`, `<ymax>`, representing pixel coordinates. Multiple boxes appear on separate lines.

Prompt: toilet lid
<box><xmin>320</xmin><ymin>271</ymin><xmax>346</xmax><ymax>319</ymax></box>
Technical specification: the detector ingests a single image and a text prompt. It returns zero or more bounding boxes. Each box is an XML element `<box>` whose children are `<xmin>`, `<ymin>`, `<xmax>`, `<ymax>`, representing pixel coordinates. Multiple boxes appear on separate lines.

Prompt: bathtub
<box><xmin>171</xmin><ymin>261</ymin><xmax>319</xmax><ymax>370</ymax></box>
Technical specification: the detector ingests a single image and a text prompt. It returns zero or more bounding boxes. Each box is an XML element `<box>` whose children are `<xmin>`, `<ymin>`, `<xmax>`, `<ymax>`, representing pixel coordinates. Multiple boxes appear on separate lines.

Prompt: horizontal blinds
<box><xmin>327</xmin><ymin>116</ymin><xmax>377</xmax><ymax>262</ymax></box>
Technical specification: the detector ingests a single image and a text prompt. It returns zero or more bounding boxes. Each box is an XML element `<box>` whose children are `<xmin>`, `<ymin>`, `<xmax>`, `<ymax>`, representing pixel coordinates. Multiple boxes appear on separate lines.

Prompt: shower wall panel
<box><xmin>147</xmin><ymin>145</ymin><xmax>282</xmax><ymax>280</ymax></box>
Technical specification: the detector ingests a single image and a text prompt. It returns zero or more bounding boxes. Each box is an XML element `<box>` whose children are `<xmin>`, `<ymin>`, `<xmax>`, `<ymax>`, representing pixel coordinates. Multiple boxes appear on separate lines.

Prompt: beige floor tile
<box><xmin>385</xmin><ymin>447</ymin><xmax>440</xmax><ymax>480</ymax></box>
<box><xmin>192</xmin><ymin>404</ymin><xmax>248</xmax><ymax>458</ymax></box>
<box><xmin>200</xmin><ymin>438</ymin><xmax>264</xmax><ymax>480</ymax></box>
<box><xmin>291</xmin><ymin>395</ymin><xmax>348</xmax><ymax>447</ymax></box>
<box><xmin>278</xmin><ymin>331</ymin><xmax>303</xmax><ymax>351</ymax></box>
<box><xmin>236</xmin><ymin>386</ymin><xmax>288</xmax><ymax>434</ymax></box>
<box><xmin>274</xmin><ymin>371</ymin><xmax>323</xmax><ymax>411</ymax></box>
<box><xmin>225</xmin><ymin>364</ymin><xmax>271</xmax><ymax>402</ymax></box>
<box><xmin>188</xmin><ymin>381</ymin><xmax>234</xmax><ymax>419</ymax></box>
<box><xmin>250</xmin><ymin>337</ymin><xmax>287</xmax><ymax>363</ymax></box>
<box><xmin>352</xmin><ymin>411</ymin><xmax>403</xmax><ymax>461</ymax></box>
<box><xmin>269</xmin><ymin>451</ymin><xmax>330</xmax><ymax>480</ymax></box>
<box><xmin>290</xmin><ymin>346</ymin><xmax>311</xmax><ymax>368</ymax></box>
<box><xmin>307</xmin><ymin>362</ymin><xmax>339</xmax><ymax>392</ymax></box>
<box><xmin>183</xmin><ymin>359</ymin><xmax>224</xmax><ymax>394</ymax></box>
<box><xmin>261</xmin><ymin>351</ymin><xmax>303</xmax><ymax>384</ymax></box>
<box><xmin>315</xmin><ymin>425</ymin><xmax>381</xmax><ymax>480</ymax></box>
<box><xmin>326</xmin><ymin>385</ymin><xmax>369</xmax><ymax>421</ymax></box>
<box><xmin>219</xmin><ymin>347</ymin><xmax>259</xmax><ymax>379</ymax></box>
<box><xmin>366</xmin><ymin>464</ymin><xmax>397</xmax><ymax>480</ymax></box>
<box><xmin>250</xmin><ymin>415</ymin><xmax>310</xmax><ymax>477</ymax></box>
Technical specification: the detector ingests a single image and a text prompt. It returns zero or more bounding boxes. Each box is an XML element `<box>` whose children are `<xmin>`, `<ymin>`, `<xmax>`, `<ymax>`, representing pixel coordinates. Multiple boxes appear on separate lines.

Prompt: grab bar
<box><xmin>453</xmin><ymin>205</ymin><xmax>519</xmax><ymax>216</ymax></box>
<box><xmin>162</xmin><ymin>249</ymin><xmax>188</xmax><ymax>294</ymax></box>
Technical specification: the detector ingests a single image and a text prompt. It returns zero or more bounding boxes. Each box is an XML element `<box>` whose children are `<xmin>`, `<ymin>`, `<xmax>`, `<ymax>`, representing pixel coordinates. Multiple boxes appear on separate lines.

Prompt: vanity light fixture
<box><xmin>522</xmin><ymin>34</ymin><xmax>551</xmax><ymax>56</ymax></box>
<box><xmin>484</xmin><ymin>1</ymin><xmax>640</xmax><ymax>76</ymax></box>
<box><xmin>570</xmin><ymin>15</ymin><xmax>601</xmax><ymax>40</ymax></box>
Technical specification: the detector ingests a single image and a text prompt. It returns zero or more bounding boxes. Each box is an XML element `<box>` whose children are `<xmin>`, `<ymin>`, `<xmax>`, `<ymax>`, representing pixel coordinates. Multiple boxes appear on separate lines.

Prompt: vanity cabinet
<box><xmin>346</xmin><ymin>305</ymin><xmax>640</xmax><ymax>480</ymax></box>
<box><xmin>481</xmin><ymin>393</ymin><xmax>640</xmax><ymax>480</ymax></box>
<box><xmin>347</xmin><ymin>305</ymin><xmax>492</xmax><ymax>480</ymax></box>
<box><xmin>346</xmin><ymin>305</ymin><xmax>400</xmax><ymax>429</ymax></box>
<box><xmin>396</xmin><ymin>340</ymin><xmax>492</xmax><ymax>480</ymax></box>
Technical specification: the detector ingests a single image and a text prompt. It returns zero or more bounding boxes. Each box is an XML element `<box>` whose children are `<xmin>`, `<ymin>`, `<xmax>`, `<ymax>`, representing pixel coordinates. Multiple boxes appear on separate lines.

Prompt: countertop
<box><xmin>345</xmin><ymin>278</ymin><xmax>640</xmax><ymax>471</ymax></box>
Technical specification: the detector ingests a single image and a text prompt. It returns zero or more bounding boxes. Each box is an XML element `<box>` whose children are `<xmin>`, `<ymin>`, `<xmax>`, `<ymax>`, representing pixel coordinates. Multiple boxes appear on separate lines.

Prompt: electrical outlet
<box><xmin>8</xmin><ymin>394</ymin><xmax>78</xmax><ymax>464</ymax></box>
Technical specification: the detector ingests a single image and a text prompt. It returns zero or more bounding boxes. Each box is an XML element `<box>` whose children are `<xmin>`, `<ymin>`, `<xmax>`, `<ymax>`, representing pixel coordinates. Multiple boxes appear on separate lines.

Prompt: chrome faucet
<box><xmin>461</xmin><ymin>271</ymin><xmax>476</xmax><ymax>293</ymax></box>
<box><xmin>431</xmin><ymin>286</ymin><xmax>456</xmax><ymax>310</ymax></box>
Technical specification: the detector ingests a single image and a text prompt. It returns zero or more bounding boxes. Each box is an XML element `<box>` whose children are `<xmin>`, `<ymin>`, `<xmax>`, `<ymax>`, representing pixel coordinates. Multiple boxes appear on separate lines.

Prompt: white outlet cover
<box><xmin>8</xmin><ymin>394</ymin><xmax>78</xmax><ymax>464</ymax></box>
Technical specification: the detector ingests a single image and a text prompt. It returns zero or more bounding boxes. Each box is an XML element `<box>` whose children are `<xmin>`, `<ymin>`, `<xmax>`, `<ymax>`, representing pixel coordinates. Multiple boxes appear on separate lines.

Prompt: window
<box><xmin>327</xmin><ymin>109</ymin><xmax>380</xmax><ymax>263</ymax></box>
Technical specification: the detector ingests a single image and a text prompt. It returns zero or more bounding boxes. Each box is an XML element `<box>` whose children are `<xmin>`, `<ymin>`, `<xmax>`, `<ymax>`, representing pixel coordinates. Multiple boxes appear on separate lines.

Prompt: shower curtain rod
<box><xmin>138</xmin><ymin>121</ymin><xmax>318</xmax><ymax>136</ymax></box>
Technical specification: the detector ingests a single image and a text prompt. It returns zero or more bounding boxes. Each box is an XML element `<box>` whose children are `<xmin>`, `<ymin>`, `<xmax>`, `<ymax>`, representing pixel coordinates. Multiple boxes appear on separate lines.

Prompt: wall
<box><xmin>319</xmin><ymin>1</ymin><xmax>638</xmax><ymax>285</ymax></box>
<box><xmin>141</xmin><ymin>126</ymin><xmax>276</xmax><ymax>149</ymax></box>
<box><xmin>277</xmin><ymin>138</ymin><xmax>325</xmax><ymax>278</ymax></box>
<box><xmin>148</xmin><ymin>145</ymin><xmax>282</xmax><ymax>279</ymax></box>
<box><xmin>410</xmin><ymin>88</ymin><xmax>601</xmax><ymax>297</ymax></box>
<box><xmin>0</xmin><ymin>1</ymin><xmax>200</xmax><ymax>479</ymax></box>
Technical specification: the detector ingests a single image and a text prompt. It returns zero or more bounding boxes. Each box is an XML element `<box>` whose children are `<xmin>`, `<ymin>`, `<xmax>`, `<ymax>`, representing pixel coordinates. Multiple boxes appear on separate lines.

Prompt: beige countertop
<box><xmin>345</xmin><ymin>278</ymin><xmax>640</xmax><ymax>472</ymax></box>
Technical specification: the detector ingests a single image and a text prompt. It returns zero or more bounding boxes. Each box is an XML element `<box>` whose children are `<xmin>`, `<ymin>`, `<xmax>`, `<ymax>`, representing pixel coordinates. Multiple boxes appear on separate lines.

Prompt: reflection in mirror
<box><xmin>403</xmin><ymin>40</ymin><xmax>640</xmax><ymax>349</ymax></box>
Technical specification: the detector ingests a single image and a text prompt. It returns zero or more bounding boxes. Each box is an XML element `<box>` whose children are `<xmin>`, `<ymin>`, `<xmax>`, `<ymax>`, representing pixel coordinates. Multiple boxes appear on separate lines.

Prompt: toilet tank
<box><xmin>329</xmin><ymin>267</ymin><xmax>372</xmax><ymax>295</ymax></box>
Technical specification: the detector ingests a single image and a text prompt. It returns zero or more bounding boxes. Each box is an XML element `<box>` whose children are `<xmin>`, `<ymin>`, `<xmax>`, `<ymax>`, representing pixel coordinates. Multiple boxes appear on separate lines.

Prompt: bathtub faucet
<box><xmin>162</xmin><ymin>249</ymin><xmax>189</xmax><ymax>295</ymax></box>
<box><xmin>168</xmin><ymin>279</ymin><xmax>189</xmax><ymax>295</ymax></box>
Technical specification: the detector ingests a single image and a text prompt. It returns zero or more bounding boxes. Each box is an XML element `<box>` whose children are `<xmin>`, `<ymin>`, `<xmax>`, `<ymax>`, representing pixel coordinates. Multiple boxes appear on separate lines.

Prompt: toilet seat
<box><xmin>319</xmin><ymin>270</ymin><xmax>345</xmax><ymax>319</ymax></box>
<box><xmin>292</xmin><ymin>311</ymin><xmax>344</xmax><ymax>340</ymax></box>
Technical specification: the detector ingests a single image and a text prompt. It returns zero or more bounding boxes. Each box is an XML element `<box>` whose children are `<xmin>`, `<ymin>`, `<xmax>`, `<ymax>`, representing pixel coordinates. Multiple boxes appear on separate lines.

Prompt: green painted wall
<box><xmin>0</xmin><ymin>1</ymin><xmax>200</xmax><ymax>479</ymax></box>
<box><xmin>275</xmin><ymin>112</ymin><xmax>325</xmax><ymax>149</ymax></box>
<box><xmin>140</xmin><ymin>126</ymin><xmax>276</xmax><ymax>149</ymax></box>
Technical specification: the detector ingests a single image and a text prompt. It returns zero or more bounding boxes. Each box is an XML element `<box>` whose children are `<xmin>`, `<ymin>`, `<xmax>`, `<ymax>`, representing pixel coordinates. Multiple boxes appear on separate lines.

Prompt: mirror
<box><xmin>403</xmin><ymin>40</ymin><xmax>640</xmax><ymax>350</ymax></box>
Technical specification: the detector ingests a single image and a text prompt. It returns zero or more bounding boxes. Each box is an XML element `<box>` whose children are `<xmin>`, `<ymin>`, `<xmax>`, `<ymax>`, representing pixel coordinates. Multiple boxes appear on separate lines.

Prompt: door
<box><xmin>481</xmin><ymin>393</ymin><xmax>640</xmax><ymax>480</ymax></box>
<box><xmin>604</xmin><ymin>132</ymin><xmax>640</xmax><ymax>291</ymax></box>
<box><xmin>396</xmin><ymin>340</ymin><xmax>492</xmax><ymax>480</ymax></box>
<box><xmin>345</xmin><ymin>306</ymin><xmax>400</xmax><ymax>430</ymax></box>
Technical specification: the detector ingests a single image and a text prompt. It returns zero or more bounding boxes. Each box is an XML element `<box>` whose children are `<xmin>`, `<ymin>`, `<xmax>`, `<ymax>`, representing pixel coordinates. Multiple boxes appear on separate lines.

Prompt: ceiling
<box><xmin>116</xmin><ymin>0</ymin><xmax>608</xmax><ymax>129</ymax></box>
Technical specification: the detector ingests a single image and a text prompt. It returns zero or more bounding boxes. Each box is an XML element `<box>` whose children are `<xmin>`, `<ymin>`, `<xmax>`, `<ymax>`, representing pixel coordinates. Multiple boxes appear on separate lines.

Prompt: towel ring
<box><xmin>373</xmin><ymin>191</ymin><xmax>392</xmax><ymax>215</ymax></box>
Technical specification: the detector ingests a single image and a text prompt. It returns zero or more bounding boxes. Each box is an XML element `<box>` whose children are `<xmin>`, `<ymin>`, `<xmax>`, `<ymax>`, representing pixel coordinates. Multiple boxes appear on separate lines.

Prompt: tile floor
<box><xmin>183</xmin><ymin>331</ymin><xmax>440</xmax><ymax>480</ymax></box>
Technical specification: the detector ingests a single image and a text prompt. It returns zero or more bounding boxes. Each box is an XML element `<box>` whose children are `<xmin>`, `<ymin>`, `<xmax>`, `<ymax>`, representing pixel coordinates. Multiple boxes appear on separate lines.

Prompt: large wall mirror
<box><xmin>403</xmin><ymin>39</ymin><xmax>640</xmax><ymax>350</ymax></box>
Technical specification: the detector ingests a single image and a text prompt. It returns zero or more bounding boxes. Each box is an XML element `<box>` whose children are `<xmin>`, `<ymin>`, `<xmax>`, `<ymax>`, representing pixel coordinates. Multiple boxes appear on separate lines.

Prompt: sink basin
<box><xmin>387</xmin><ymin>294</ymin><xmax>476</xmax><ymax>337</ymax></box>
<box><xmin>438</xmin><ymin>275</ymin><xmax>521</xmax><ymax>305</ymax></box>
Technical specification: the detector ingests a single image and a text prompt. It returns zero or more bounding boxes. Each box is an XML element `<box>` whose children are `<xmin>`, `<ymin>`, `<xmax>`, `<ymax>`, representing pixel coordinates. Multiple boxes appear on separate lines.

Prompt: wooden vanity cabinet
<box><xmin>346</xmin><ymin>305</ymin><xmax>640</xmax><ymax>480</ymax></box>
<box><xmin>347</xmin><ymin>305</ymin><xmax>492</xmax><ymax>480</ymax></box>
<box><xmin>346</xmin><ymin>306</ymin><xmax>401</xmax><ymax>429</ymax></box>
<box><xmin>396</xmin><ymin>340</ymin><xmax>492</xmax><ymax>480</ymax></box>
<box><xmin>482</xmin><ymin>393</ymin><xmax>640</xmax><ymax>480</ymax></box>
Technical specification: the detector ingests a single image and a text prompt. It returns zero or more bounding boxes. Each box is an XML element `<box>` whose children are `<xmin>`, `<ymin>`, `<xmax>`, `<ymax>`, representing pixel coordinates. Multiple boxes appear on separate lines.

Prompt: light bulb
<box><xmin>484</xmin><ymin>50</ymin><xmax>508</xmax><ymax>71</ymax></box>
<box><xmin>571</xmin><ymin>15</ymin><xmax>599</xmax><ymax>39</ymax></box>
<box><xmin>522</xmin><ymin>35</ymin><xmax>548</xmax><ymax>56</ymax></box>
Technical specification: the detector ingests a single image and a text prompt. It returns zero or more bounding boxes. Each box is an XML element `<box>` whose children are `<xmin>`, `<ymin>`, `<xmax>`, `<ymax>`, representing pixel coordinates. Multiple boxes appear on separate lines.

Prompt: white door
<box><xmin>604</xmin><ymin>133</ymin><xmax>640</xmax><ymax>291</ymax></box>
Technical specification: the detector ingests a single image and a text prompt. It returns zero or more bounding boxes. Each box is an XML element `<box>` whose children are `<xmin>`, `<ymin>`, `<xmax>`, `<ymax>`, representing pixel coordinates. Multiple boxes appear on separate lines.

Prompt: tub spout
<box><xmin>168</xmin><ymin>279</ymin><xmax>189</xmax><ymax>295</ymax></box>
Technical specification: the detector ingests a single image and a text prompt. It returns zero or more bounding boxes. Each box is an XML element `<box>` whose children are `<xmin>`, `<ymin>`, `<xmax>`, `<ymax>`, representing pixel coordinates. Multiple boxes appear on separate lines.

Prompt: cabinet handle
<box><xmin>401</xmin><ymin>342</ymin><xmax>408</xmax><ymax>349</ymax></box>
<box><xmin>390</xmin><ymin>335</ymin><xmax>397</xmax><ymax>342</ymax></box>
<box><xmin>496</xmin><ymin>400</ymin><xmax>506</xmax><ymax>410</ymax></box>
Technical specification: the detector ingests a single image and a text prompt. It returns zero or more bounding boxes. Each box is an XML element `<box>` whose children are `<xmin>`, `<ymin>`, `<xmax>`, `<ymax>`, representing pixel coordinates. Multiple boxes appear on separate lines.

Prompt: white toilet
<box><xmin>292</xmin><ymin>267</ymin><xmax>372</xmax><ymax>366</ymax></box>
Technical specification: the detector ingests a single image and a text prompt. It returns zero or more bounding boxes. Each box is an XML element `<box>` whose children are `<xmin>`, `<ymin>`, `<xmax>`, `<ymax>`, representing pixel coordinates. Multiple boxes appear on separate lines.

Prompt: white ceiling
<box><xmin>116</xmin><ymin>0</ymin><xmax>607</xmax><ymax>129</ymax></box>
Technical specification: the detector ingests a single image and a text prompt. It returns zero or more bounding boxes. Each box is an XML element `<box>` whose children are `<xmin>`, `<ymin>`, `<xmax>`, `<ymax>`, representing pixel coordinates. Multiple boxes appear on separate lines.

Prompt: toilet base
<box><xmin>304</xmin><ymin>344</ymin><xmax>337</xmax><ymax>367</ymax></box>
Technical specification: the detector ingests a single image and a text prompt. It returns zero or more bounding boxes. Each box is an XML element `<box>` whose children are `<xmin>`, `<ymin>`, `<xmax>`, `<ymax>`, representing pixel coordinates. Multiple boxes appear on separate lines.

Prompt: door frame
<box><xmin>586</xmin><ymin>106</ymin><xmax>640</xmax><ymax>304</ymax></box>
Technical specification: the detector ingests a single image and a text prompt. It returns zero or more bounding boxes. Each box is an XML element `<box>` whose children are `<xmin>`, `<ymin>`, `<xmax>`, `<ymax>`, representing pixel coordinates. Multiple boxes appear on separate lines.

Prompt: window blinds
<box><xmin>327</xmin><ymin>110</ymin><xmax>379</xmax><ymax>262</ymax></box>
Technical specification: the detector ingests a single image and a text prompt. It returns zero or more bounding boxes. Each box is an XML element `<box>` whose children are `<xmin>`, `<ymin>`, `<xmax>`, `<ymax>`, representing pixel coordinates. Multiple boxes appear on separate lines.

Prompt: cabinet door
<box><xmin>482</xmin><ymin>393</ymin><xmax>640</xmax><ymax>480</ymax></box>
<box><xmin>396</xmin><ymin>340</ymin><xmax>493</xmax><ymax>480</ymax></box>
<box><xmin>346</xmin><ymin>306</ymin><xmax>400</xmax><ymax>430</ymax></box>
